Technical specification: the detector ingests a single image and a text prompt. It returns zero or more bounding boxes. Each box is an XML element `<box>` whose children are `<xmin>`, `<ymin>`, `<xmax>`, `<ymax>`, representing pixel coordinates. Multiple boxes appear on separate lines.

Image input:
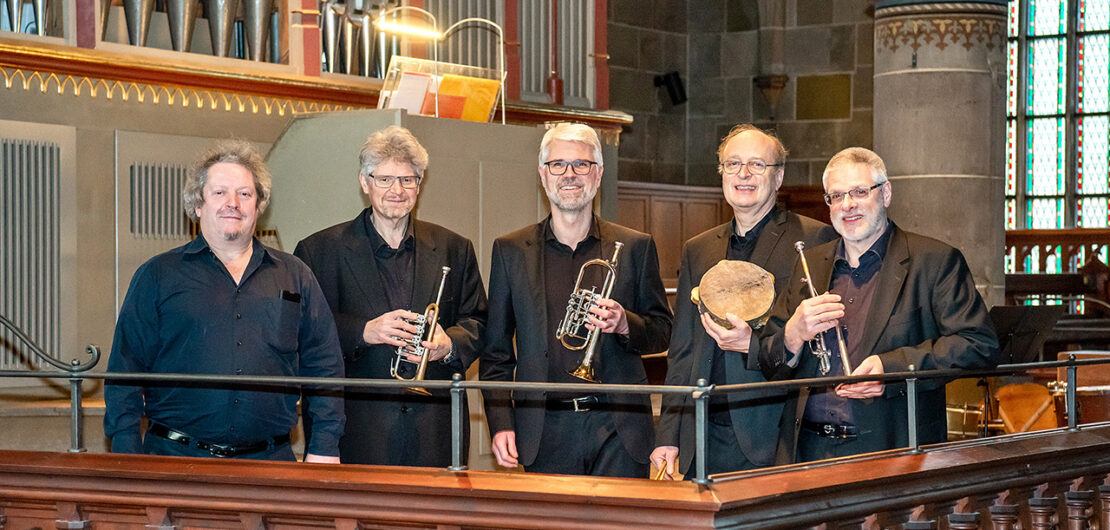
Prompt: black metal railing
<box><xmin>2</xmin><ymin>313</ymin><xmax>1110</xmax><ymax>484</ymax></box>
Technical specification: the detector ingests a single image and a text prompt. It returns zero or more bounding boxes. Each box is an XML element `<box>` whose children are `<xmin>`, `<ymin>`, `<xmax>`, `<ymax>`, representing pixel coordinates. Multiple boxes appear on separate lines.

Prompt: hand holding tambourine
<box><xmin>691</xmin><ymin>260</ymin><xmax>775</xmax><ymax>330</ymax></box>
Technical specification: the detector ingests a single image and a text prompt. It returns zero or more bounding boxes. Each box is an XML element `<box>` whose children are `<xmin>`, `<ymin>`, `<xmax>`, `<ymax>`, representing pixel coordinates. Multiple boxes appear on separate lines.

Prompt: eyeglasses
<box><xmin>544</xmin><ymin>159</ymin><xmax>598</xmax><ymax>176</ymax></box>
<box><xmin>718</xmin><ymin>159</ymin><xmax>784</xmax><ymax>176</ymax></box>
<box><xmin>369</xmin><ymin>174</ymin><xmax>422</xmax><ymax>189</ymax></box>
<box><xmin>823</xmin><ymin>182</ymin><xmax>884</xmax><ymax>206</ymax></box>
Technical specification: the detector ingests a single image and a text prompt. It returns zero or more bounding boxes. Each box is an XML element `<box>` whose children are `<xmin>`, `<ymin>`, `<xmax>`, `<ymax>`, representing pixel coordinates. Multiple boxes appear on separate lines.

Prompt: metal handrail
<box><xmin>0</xmin><ymin>314</ymin><xmax>100</xmax><ymax>454</ymax></box>
<box><xmin>3</xmin><ymin>313</ymin><xmax>1110</xmax><ymax>483</ymax></box>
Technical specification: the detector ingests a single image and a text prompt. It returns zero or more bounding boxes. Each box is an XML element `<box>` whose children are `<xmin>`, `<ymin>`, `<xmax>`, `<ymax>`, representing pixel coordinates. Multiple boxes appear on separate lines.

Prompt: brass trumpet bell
<box><xmin>557</xmin><ymin>242</ymin><xmax>623</xmax><ymax>383</ymax></box>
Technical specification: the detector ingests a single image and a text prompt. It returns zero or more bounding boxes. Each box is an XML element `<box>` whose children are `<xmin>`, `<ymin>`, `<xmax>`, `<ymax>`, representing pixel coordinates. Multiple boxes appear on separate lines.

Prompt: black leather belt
<box><xmin>147</xmin><ymin>423</ymin><xmax>290</xmax><ymax>458</ymax></box>
<box><xmin>547</xmin><ymin>395</ymin><xmax>599</xmax><ymax>412</ymax></box>
<box><xmin>802</xmin><ymin>420</ymin><xmax>859</xmax><ymax>439</ymax></box>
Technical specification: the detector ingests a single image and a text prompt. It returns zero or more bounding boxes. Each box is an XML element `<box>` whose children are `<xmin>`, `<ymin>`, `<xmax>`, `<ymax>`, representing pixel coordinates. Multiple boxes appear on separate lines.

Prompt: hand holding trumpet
<box><xmin>363</xmin><ymin>309</ymin><xmax>421</xmax><ymax>347</ymax></box>
<box><xmin>584</xmin><ymin>297</ymin><xmax>629</xmax><ymax>336</ymax></box>
<box><xmin>783</xmin><ymin>293</ymin><xmax>845</xmax><ymax>354</ymax></box>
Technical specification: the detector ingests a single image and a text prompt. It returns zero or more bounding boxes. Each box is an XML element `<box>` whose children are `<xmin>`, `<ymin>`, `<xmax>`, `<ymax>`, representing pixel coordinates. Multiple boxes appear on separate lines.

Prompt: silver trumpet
<box><xmin>794</xmin><ymin>241</ymin><xmax>853</xmax><ymax>375</ymax></box>
<box><xmin>557</xmin><ymin>242</ymin><xmax>623</xmax><ymax>383</ymax></box>
<box><xmin>390</xmin><ymin>266</ymin><xmax>450</xmax><ymax>396</ymax></box>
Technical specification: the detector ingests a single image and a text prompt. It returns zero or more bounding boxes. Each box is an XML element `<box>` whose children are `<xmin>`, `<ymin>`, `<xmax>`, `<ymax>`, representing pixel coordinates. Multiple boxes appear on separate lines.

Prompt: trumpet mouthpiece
<box><xmin>794</xmin><ymin>241</ymin><xmax>805</xmax><ymax>252</ymax></box>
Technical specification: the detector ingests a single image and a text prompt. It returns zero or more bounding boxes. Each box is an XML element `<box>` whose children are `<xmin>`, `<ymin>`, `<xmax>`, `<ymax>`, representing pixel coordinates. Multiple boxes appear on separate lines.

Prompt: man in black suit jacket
<box><xmin>652</xmin><ymin>125</ymin><xmax>837</xmax><ymax>479</ymax></box>
<box><xmin>756</xmin><ymin>147</ymin><xmax>998</xmax><ymax>462</ymax></box>
<box><xmin>480</xmin><ymin>123</ymin><xmax>672</xmax><ymax>478</ymax></box>
<box><xmin>294</xmin><ymin>126</ymin><xmax>487</xmax><ymax>467</ymax></box>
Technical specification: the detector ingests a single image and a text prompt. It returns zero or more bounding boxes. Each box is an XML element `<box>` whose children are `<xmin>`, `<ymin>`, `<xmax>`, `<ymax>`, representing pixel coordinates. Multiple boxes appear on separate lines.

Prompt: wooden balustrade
<box><xmin>1006</xmin><ymin>228</ymin><xmax>1110</xmax><ymax>274</ymax></box>
<box><xmin>4</xmin><ymin>424</ymin><xmax>1110</xmax><ymax>528</ymax></box>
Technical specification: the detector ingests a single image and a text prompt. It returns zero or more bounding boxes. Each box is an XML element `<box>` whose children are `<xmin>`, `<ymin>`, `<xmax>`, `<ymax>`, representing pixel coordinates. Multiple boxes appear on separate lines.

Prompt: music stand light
<box><xmin>374</xmin><ymin>6</ymin><xmax>441</xmax><ymax>117</ymax></box>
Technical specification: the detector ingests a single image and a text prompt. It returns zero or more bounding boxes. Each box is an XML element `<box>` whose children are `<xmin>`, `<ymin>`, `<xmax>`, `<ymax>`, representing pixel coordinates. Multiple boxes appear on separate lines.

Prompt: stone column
<box><xmin>873</xmin><ymin>0</ymin><xmax>1007</xmax><ymax>307</ymax></box>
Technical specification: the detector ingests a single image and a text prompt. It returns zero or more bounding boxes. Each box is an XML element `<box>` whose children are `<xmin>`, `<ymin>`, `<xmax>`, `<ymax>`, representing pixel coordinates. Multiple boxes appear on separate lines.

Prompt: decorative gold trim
<box><xmin>0</xmin><ymin>67</ymin><xmax>360</xmax><ymax>116</ymax></box>
<box><xmin>876</xmin><ymin>14</ymin><xmax>1005</xmax><ymax>53</ymax></box>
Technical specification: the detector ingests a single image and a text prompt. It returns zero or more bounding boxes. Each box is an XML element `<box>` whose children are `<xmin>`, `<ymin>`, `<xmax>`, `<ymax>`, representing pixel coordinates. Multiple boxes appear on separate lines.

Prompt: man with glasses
<box><xmin>652</xmin><ymin>124</ymin><xmax>836</xmax><ymax>479</ymax></box>
<box><xmin>756</xmin><ymin>147</ymin><xmax>998</xmax><ymax>461</ymax></box>
<box><xmin>294</xmin><ymin>126</ymin><xmax>487</xmax><ymax>467</ymax></box>
<box><xmin>480</xmin><ymin>122</ymin><xmax>673</xmax><ymax>477</ymax></box>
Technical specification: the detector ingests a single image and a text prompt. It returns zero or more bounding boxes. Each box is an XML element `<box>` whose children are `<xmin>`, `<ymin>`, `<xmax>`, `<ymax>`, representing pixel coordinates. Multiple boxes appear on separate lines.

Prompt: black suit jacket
<box><xmin>757</xmin><ymin>223</ymin><xmax>999</xmax><ymax>458</ymax></box>
<box><xmin>656</xmin><ymin>210</ymin><xmax>836</xmax><ymax>472</ymax></box>
<box><xmin>480</xmin><ymin>217</ymin><xmax>673</xmax><ymax>467</ymax></box>
<box><xmin>294</xmin><ymin>209</ymin><xmax>487</xmax><ymax>466</ymax></box>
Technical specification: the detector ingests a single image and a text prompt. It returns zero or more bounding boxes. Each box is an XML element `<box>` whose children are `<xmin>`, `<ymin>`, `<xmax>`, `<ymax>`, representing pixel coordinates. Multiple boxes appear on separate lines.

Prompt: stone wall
<box><xmin>609</xmin><ymin>0</ymin><xmax>876</xmax><ymax>188</ymax></box>
<box><xmin>607</xmin><ymin>0</ymin><xmax>689</xmax><ymax>185</ymax></box>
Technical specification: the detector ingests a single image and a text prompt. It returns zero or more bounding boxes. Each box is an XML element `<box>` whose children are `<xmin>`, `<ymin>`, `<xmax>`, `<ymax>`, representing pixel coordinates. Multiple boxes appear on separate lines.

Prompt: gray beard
<box><xmin>223</xmin><ymin>230</ymin><xmax>247</xmax><ymax>242</ymax></box>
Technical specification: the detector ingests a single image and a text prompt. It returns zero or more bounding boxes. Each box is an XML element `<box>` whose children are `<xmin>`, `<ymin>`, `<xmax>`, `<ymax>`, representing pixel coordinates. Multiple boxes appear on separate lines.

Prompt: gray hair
<box><xmin>718</xmin><ymin>124</ymin><xmax>788</xmax><ymax>165</ymax></box>
<box><xmin>822</xmin><ymin>147</ymin><xmax>888</xmax><ymax>187</ymax></box>
<box><xmin>538</xmin><ymin>123</ymin><xmax>604</xmax><ymax>167</ymax></box>
<box><xmin>358</xmin><ymin>126</ymin><xmax>429</xmax><ymax>178</ymax></box>
<box><xmin>183</xmin><ymin>139</ymin><xmax>271</xmax><ymax>222</ymax></box>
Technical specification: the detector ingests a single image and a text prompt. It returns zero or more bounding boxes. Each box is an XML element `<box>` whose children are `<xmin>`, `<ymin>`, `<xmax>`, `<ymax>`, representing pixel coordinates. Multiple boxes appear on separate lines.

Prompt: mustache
<box><xmin>556</xmin><ymin>177</ymin><xmax>583</xmax><ymax>188</ymax></box>
<box><xmin>217</xmin><ymin>206</ymin><xmax>243</xmax><ymax>218</ymax></box>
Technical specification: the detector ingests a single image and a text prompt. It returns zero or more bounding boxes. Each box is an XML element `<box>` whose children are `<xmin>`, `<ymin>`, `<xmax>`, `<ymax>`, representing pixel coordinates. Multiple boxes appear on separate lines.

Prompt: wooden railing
<box><xmin>1006</xmin><ymin>228</ymin><xmax>1110</xmax><ymax>274</ymax></box>
<box><xmin>3</xmin><ymin>424</ymin><xmax>1110</xmax><ymax>528</ymax></box>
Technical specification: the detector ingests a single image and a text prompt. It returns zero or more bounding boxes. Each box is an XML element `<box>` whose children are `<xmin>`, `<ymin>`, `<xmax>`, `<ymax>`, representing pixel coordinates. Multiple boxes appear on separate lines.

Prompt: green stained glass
<box><xmin>1028</xmin><ymin>38</ymin><xmax>1068</xmax><ymax>115</ymax></box>
<box><xmin>1027</xmin><ymin>118</ymin><xmax>1067</xmax><ymax>196</ymax></box>
<box><xmin>1026</xmin><ymin>198</ymin><xmax>1066</xmax><ymax>228</ymax></box>
<box><xmin>1029</xmin><ymin>0</ymin><xmax>1068</xmax><ymax>36</ymax></box>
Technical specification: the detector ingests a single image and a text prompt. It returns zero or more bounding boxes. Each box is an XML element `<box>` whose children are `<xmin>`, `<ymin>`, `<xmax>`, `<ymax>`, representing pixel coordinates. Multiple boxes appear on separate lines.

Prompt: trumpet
<box><xmin>390</xmin><ymin>266</ymin><xmax>450</xmax><ymax>396</ymax></box>
<box><xmin>794</xmin><ymin>241</ymin><xmax>853</xmax><ymax>375</ymax></box>
<box><xmin>556</xmin><ymin>242</ymin><xmax>624</xmax><ymax>383</ymax></box>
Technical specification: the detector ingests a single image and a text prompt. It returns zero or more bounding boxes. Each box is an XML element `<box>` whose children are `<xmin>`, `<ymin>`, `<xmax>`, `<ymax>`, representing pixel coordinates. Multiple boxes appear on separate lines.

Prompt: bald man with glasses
<box><xmin>294</xmin><ymin>125</ymin><xmax>487</xmax><ymax>467</ymax></box>
<box><xmin>755</xmin><ymin>147</ymin><xmax>998</xmax><ymax>462</ymax></box>
<box><xmin>652</xmin><ymin>124</ymin><xmax>836</xmax><ymax>479</ymax></box>
<box><xmin>480</xmin><ymin>123</ymin><xmax>673</xmax><ymax>478</ymax></box>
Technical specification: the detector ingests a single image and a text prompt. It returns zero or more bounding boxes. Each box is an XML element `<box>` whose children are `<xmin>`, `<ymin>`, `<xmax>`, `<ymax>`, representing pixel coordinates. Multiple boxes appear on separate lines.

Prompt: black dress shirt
<box><xmin>708</xmin><ymin>208</ymin><xmax>777</xmax><ymax>418</ymax></box>
<box><xmin>543</xmin><ymin>216</ymin><xmax>605</xmax><ymax>395</ymax></box>
<box><xmin>104</xmin><ymin>235</ymin><xmax>346</xmax><ymax>457</ymax></box>
<box><xmin>803</xmin><ymin>220</ymin><xmax>893</xmax><ymax>425</ymax></box>
<box><xmin>364</xmin><ymin>213</ymin><xmax>415</xmax><ymax>312</ymax></box>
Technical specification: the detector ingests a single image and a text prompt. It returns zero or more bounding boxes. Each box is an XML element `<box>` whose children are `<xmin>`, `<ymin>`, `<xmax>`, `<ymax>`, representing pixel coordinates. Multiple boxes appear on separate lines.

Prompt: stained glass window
<box><xmin>1008</xmin><ymin>0</ymin><xmax>1110</xmax><ymax>274</ymax></box>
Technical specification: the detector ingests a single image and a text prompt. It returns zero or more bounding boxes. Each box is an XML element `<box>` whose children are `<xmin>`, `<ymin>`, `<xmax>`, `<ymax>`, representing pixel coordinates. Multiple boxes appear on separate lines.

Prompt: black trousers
<box><xmin>525</xmin><ymin>407</ymin><xmax>647</xmax><ymax>478</ymax></box>
<box><xmin>143</xmin><ymin>431</ymin><xmax>296</xmax><ymax>461</ymax></box>
<box><xmin>686</xmin><ymin>417</ymin><xmax>759</xmax><ymax>479</ymax></box>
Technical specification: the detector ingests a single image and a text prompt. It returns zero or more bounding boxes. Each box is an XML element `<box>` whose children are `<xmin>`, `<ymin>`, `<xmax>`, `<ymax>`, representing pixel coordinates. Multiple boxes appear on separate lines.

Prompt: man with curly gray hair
<box><xmin>105</xmin><ymin>139</ymin><xmax>346</xmax><ymax>463</ymax></box>
<box><xmin>295</xmin><ymin>126</ymin><xmax>487</xmax><ymax>467</ymax></box>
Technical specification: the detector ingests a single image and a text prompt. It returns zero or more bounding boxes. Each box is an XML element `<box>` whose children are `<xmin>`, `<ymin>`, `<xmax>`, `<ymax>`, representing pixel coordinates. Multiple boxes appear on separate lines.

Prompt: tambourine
<box><xmin>690</xmin><ymin>260</ymin><xmax>775</xmax><ymax>330</ymax></box>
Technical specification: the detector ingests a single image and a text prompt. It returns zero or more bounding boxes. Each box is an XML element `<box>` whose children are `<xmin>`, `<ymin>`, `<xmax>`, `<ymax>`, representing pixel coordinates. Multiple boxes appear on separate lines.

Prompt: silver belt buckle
<box><xmin>822</xmin><ymin>424</ymin><xmax>835</xmax><ymax>436</ymax></box>
<box><xmin>572</xmin><ymin>396</ymin><xmax>589</xmax><ymax>412</ymax></box>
